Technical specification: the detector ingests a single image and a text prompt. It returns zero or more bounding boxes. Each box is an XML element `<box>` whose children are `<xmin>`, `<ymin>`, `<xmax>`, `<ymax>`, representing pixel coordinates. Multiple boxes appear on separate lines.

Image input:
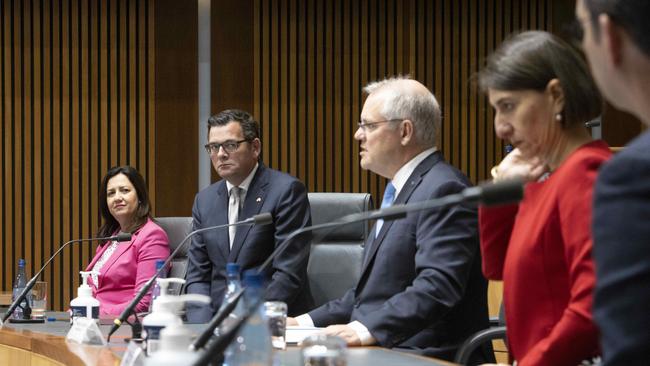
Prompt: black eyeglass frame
<box><xmin>204</xmin><ymin>139</ymin><xmax>250</xmax><ymax>154</ymax></box>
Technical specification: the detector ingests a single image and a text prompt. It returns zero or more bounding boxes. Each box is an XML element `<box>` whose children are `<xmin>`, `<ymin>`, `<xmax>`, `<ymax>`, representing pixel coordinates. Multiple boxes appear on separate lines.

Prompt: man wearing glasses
<box><xmin>289</xmin><ymin>77</ymin><xmax>490</xmax><ymax>362</ymax></box>
<box><xmin>185</xmin><ymin>109</ymin><xmax>313</xmax><ymax>322</ymax></box>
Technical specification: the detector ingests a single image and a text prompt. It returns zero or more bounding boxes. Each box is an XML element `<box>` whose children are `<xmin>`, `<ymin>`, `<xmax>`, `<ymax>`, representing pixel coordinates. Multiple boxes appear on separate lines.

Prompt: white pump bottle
<box><xmin>142</xmin><ymin>278</ymin><xmax>210</xmax><ymax>355</ymax></box>
<box><xmin>144</xmin><ymin>294</ymin><xmax>210</xmax><ymax>366</ymax></box>
<box><xmin>69</xmin><ymin>271</ymin><xmax>100</xmax><ymax>324</ymax></box>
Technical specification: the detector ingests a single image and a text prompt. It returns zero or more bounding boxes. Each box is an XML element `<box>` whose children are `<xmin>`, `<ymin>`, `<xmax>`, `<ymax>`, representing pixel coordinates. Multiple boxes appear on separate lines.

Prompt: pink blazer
<box><xmin>85</xmin><ymin>218</ymin><xmax>170</xmax><ymax>316</ymax></box>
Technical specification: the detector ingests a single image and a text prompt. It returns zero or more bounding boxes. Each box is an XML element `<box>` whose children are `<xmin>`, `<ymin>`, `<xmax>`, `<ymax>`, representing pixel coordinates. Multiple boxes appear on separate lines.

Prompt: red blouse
<box><xmin>479</xmin><ymin>140</ymin><xmax>611</xmax><ymax>365</ymax></box>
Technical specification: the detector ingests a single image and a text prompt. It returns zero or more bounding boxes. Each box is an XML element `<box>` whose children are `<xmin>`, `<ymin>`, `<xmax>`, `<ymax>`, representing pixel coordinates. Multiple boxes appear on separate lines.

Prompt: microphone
<box><xmin>2</xmin><ymin>233</ymin><xmax>132</xmax><ymax>323</ymax></box>
<box><xmin>364</xmin><ymin>177</ymin><xmax>524</xmax><ymax>221</ymax></box>
<box><xmin>190</xmin><ymin>179</ymin><xmax>524</xmax><ymax>361</ymax></box>
<box><xmin>106</xmin><ymin>212</ymin><xmax>273</xmax><ymax>341</ymax></box>
<box><xmin>259</xmin><ymin>178</ymin><xmax>523</xmax><ymax>273</ymax></box>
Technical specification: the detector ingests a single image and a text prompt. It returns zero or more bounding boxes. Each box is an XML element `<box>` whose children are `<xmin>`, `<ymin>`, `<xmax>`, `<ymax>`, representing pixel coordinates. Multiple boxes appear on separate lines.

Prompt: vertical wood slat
<box><xmin>0</xmin><ymin>0</ymin><xmax>156</xmax><ymax>310</ymax></box>
<box><xmin>250</xmin><ymin>0</ymin><xmax>555</xmax><ymax>207</ymax></box>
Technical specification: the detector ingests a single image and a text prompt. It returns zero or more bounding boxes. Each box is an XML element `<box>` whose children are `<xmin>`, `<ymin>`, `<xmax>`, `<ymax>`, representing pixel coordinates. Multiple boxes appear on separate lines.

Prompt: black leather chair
<box><xmin>454</xmin><ymin>303</ymin><xmax>507</xmax><ymax>365</ymax></box>
<box><xmin>306</xmin><ymin>192</ymin><xmax>373</xmax><ymax>308</ymax></box>
<box><xmin>155</xmin><ymin>216</ymin><xmax>194</xmax><ymax>295</ymax></box>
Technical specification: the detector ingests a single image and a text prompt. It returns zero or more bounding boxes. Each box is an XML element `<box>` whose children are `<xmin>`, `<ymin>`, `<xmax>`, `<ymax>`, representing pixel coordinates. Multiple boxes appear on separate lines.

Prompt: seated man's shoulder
<box><xmin>196</xmin><ymin>179</ymin><xmax>224</xmax><ymax>198</ymax></box>
<box><xmin>265</xmin><ymin>167</ymin><xmax>308</xmax><ymax>194</ymax></box>
<box><xmin>600</xmin><ymin>131</ymin><xmax>650</xmax><ymax>183</ymax></box>
<box><xmin>421</xmin><ymin>160</ymin><xmax>473</xmax><ymax>193</ymax></box>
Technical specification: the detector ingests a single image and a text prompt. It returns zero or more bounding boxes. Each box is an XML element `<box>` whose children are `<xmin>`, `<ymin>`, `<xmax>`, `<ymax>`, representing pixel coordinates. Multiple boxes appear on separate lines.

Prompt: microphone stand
<box><xmin>2</xmin><ymin>234</ymin><xmax>131</xmax><ymax>323</ymax></box>
<box><xmin>107</xmin><ymin>213</ymin><xmax>273</xmax><ymax>342</ymax></box>
<box><xmin>189</xmin><ymin>287</ymin><xmax>245</xmax><ymax>350</ymax></box>
<box><xmin>189</xmin><ymin>215</ymin><xmax>353</xmax><ymax>351</ymax></box>
<box><xmin>190</xmin><ymin>179</ymin><xmax>524</xmax><ymax>362</ymax></box>
<box><xmin>192</xmin><ymin>294</ymin><xmax>265</xmax><ymax>366</ymax></box>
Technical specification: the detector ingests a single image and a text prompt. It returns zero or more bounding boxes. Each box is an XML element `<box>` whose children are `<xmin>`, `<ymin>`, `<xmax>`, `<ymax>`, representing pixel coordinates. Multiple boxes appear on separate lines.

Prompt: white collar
<box><xmin>390</xmin><ymin>147</ymin><xmax>437</xmax><ymax>197</ymax></box>
<box><xmin>226</xmin><ymin>163</ymin><xmax>259</xmax><ymax>194</ymax></box>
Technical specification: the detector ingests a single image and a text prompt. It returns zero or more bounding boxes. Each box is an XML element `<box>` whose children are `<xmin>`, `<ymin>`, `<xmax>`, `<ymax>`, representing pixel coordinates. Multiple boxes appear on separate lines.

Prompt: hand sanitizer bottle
<box><xmin>142</xmin><ymin>278</ymin><xmax>190</xmax><ymax>355</ymax></box>
<box><xmin>69</xmin><ymin>271</ymin><xmax>100</xmax><ymax>324</ymax></box>
<box><xmin>144</xmin><ymin>295</ymin><xmax>210</xmax><ymax>366</ymax></box>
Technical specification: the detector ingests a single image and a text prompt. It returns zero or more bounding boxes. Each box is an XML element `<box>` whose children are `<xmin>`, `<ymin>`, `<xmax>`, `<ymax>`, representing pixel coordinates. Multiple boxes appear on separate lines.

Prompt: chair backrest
<box><xmin>307</xmin><ymin>192</ymin><xmax>373</xmax><ymax>307</ymax></box>
<box><xmin>155</xmin><ymin>217</ymin><xmax>193</xmax><ymax>295</ymax></box>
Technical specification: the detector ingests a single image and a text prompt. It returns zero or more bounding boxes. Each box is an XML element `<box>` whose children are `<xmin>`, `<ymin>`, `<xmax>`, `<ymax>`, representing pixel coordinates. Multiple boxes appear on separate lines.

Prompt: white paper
<box><xmin>286</xmin><ymin>326</ymin><xmax>324</xmax><ymax>345</ymax></box>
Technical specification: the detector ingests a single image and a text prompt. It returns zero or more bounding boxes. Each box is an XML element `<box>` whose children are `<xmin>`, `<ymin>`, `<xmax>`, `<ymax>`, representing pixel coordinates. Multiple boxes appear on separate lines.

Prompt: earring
<box><xmin>555</xmin><ymin>113</ymin><xmax>562</xmax><ymax>122</ymax></box>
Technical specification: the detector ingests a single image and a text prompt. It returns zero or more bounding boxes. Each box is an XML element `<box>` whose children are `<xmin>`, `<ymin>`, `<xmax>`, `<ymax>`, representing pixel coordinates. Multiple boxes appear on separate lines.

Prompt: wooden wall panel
<box><xmin>1</xmin><ymin>0</ymin><xmax>156</xmax><ymax>310</ymax></box>
<box><xmin>243</xmin><ymin>0</ymin><xmax>554</xmax><ymax>204</ymax></box>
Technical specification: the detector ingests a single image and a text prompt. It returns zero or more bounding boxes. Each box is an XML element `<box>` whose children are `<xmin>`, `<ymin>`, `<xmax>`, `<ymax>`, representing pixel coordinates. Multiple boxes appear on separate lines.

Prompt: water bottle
<box><xmin>223</xmin><ymin>271</ymin><xmax>273</xmax><ymax>366</ymax></box>
<box><xmin>11</xmin><ymin>259</ymin><xmax>29</xmax><ymax>320</ymax></box>
<box><xmin>149</xmin><ymin>259</ymin><xmax>166</xmax><ymax>312</ymax></box>
<box><xmin>218</xmin><ymin>263</ymin><xmax>244</xmax><ymax>334</ymax></box>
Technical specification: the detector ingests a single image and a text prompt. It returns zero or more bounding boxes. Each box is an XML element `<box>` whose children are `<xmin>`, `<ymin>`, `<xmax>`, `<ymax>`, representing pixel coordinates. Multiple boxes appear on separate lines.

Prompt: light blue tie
<box><xmin>375</xmin><ymin>182</ymin><xmax>396</xmax><ymax>238</ymax></box>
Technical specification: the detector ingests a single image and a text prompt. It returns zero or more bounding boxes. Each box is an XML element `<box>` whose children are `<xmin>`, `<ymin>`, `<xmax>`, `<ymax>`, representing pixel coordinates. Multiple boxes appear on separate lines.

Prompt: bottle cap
<box><xmin>243</xmin><ymin>270</ymin><xmax>264</xmax><ymax>288</ymax></box>
<box><xmin>155</xmin><ymin>259</ymin><xmax>165</xmax><ymax>271</ymax></box>
<box><xmin>18</xmin><ymin>258</ymin><xmax>25</xmax><ymax>267</ymax></box>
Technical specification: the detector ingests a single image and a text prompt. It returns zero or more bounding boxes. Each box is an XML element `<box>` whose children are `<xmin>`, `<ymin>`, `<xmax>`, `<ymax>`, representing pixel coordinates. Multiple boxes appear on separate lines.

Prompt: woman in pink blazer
<box><xmin>85</xmin><ymin>166</ymin><xmax>170</xmax><ymax>316</ymax></box>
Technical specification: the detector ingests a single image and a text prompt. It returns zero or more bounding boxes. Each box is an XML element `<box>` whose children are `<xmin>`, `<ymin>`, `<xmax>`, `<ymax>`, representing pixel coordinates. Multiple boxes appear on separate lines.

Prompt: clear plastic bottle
<box><xmin>149</xmin><ymin>259</ymin><xmax>166</xmax><ymax>312</ymax></box>
<box><xmin>217</xmin><ymin>263</ymin><xmax>244</xmax><ymax>334</ymax></box>
<box><xmin>11</xmin><ymin>259</ymin><xmax>29</xmax><ymax>320</ymax></box>
<box><xmin>224</xmin><ymin>271</ymin><xmax>273</xmax><ymax>366</ymax></box>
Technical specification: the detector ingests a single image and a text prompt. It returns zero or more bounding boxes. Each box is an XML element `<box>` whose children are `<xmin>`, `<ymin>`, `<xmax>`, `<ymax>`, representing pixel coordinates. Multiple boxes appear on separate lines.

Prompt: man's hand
<box><xmin>323</xmin><ymin>324</ymin><xmax>362</xmax><ymax>346</ymax></box>
<box><xmin>286</xmin><ymin>316</ymin><xmax>299</xmax><ymax>326</ymax></box>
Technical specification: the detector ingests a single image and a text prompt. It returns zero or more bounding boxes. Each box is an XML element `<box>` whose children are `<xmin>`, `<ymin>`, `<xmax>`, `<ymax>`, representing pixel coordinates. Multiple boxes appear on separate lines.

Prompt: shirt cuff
<box><xmin>347</xmin><ymin>320</ymin><xmax>376</xmax><ymax>346</ymax></box>
<box><xmin>295</xmin><ymin>314</ymin><xmax>315</xmax><ymax>327</ymax></box>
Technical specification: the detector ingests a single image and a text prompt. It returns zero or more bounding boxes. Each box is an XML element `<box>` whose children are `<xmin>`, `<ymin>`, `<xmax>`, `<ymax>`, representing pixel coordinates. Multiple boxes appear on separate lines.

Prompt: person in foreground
<box><xmin>289</xmin><ymin>77</ymin><xmax>491</xmax><ymax>363</ymax></box>
<box><xmin>185</xmin><ymin>109</ymin><xmax>313</xmax><ymax>323</ymax></box>
<box><xmin>576</xmin><ymin>1</ymin><xmax>650</xmax><ymax>364</ymax></box>
<box><xmin>86</xmin><ymin>166</ymin><xmax>170</xmax><ymax>316</ymax></box>
<box><xmin>478</xmin><ymin>31</ymin><xmax>610</xmax><ymax>365</ymax></box>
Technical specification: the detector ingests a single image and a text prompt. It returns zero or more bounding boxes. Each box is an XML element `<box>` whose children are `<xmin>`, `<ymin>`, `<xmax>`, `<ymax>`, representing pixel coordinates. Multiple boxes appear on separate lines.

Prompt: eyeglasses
<box><xmin>204</xmin><ymin>139</ymin><xmax>249</xmax><ymax>155</ymax></box>
<box><xmin>357</xmin><ymin>119</ymin><xmax>403</xmax><ymax>132</ymax></box>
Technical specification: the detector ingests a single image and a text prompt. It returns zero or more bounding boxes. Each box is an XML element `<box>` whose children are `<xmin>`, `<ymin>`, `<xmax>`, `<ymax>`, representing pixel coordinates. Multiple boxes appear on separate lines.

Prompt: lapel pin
<box><xmin>256</xmin><ymin>197</ymin><xmax>262</xmax><ymax>203</ymax></box>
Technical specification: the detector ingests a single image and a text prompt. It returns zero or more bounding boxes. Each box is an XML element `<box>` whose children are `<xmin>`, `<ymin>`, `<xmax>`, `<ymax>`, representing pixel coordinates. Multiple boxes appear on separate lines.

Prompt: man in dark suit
<box><xmin>289</xmin><ymin>77</ymin><xmax>490</xmax><ymax>361</ymax></box>
<box><xmin>185</xmin><ymin>109</ymin><xmax>313</xmax><ymax>323</ymax></box>
<box><xmin>576</xmin><ymin>1</ymin><xmax>650</xmax><ymax>364</ymax></box>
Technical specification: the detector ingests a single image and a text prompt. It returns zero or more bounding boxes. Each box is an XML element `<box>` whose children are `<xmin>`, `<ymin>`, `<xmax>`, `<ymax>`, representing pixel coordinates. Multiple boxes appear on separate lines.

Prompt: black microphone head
<box><xmin>479</xmin><ymin>178</ymin><xmax>524</xmax><ymax>206</ymax></box>
<box><xmin>113</xmin><ymin>232</ymin><xmax>133</xmax><ymax>242</ymax></box>
<box><xmin>253</xmin><ymin>212</ymin><xmax>273</xmax><ymax>225</ymax></box>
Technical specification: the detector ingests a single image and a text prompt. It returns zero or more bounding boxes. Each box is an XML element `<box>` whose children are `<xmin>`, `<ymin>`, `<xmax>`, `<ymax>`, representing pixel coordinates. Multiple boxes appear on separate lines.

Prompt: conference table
<box><xmin>0</xmin><ymin>312</ymin><xmax>456</xmax><ymax>366</ymax></box>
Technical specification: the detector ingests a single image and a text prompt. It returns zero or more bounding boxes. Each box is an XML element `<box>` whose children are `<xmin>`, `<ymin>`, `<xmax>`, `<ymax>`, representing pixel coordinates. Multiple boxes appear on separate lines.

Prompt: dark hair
<box><xmin>97</xmin><ymin>166</ymin><xmax>151</xmax><ymax>238</ymax></box>
<box><xmin>478</xmin><ymin>31</ymin><xmax>601</xmax><ymax>128</ymax></box>
<box><xmin>584</xmin><ymin>0</ymin><xmax>650</xmax><ymax>57</ymax></box>
<box><xmin>207</xmin><ymin>109</ymin><xmax>260</xmax><ymax>140</ymax></box>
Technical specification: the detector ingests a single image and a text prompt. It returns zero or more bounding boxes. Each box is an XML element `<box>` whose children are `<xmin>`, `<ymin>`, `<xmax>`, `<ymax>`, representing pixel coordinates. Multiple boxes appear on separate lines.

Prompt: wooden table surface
<box><xmin>1</xmin><ymin>312</ymin><xmax>457</xmax><ymax>366</ymax></box>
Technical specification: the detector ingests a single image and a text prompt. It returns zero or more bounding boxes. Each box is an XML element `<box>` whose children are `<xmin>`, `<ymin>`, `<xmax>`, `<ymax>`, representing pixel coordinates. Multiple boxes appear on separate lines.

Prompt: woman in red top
<box><xmin>478</xmin><ymin>31</ymin><xmax>610</xmax><ymax>365</ymax></box>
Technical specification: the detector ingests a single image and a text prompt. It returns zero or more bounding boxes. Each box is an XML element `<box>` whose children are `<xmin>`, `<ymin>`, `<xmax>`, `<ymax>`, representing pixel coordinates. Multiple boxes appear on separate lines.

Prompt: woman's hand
<box><xmin>492</xmin><ymin>148</ymin><xmax>548</xmax><ymax>182</ymax></box>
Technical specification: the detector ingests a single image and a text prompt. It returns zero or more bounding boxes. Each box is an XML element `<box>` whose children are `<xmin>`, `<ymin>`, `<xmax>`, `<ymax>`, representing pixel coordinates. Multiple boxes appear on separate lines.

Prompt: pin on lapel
<box><xmin>256</xmin><ymin>197</ymin><xmax>262</xmax><ymax>203</ymax></box>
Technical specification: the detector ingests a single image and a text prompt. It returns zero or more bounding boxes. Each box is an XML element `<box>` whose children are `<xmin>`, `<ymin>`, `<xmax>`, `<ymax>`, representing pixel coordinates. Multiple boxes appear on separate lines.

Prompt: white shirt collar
<box><xmin>226</xmin><ymin>162</ymin><xmax>259</xmax><ymax>194</ymax></box>
<box><xmin>390</xmin><ymin>147</ymin><xmax>437</xmax><ymax>198</ymax></box>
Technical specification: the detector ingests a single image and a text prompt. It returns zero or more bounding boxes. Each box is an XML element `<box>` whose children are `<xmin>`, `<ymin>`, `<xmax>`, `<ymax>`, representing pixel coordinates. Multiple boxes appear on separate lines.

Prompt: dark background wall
<box><xmin>1</xmin><ymin>0</ymin><xmax>641</xmax><ymax>310</ymax></box>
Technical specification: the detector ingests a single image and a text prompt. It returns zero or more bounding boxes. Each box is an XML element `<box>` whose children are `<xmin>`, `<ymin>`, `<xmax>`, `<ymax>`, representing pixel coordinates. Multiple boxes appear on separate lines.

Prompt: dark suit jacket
<box><xmin>593</xmin><ymin>131</ymin><xmax>650</xmax><ymax>365</ymax></box>
<box><xmin>308</xmin><ymin>152</ymin><xmax>490</xmax><ymax>361</ymax></box>
<box><xmin>185</xmin><ymin>164</ymin><xmax>313</xmax><ymax>322</ymax></box>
